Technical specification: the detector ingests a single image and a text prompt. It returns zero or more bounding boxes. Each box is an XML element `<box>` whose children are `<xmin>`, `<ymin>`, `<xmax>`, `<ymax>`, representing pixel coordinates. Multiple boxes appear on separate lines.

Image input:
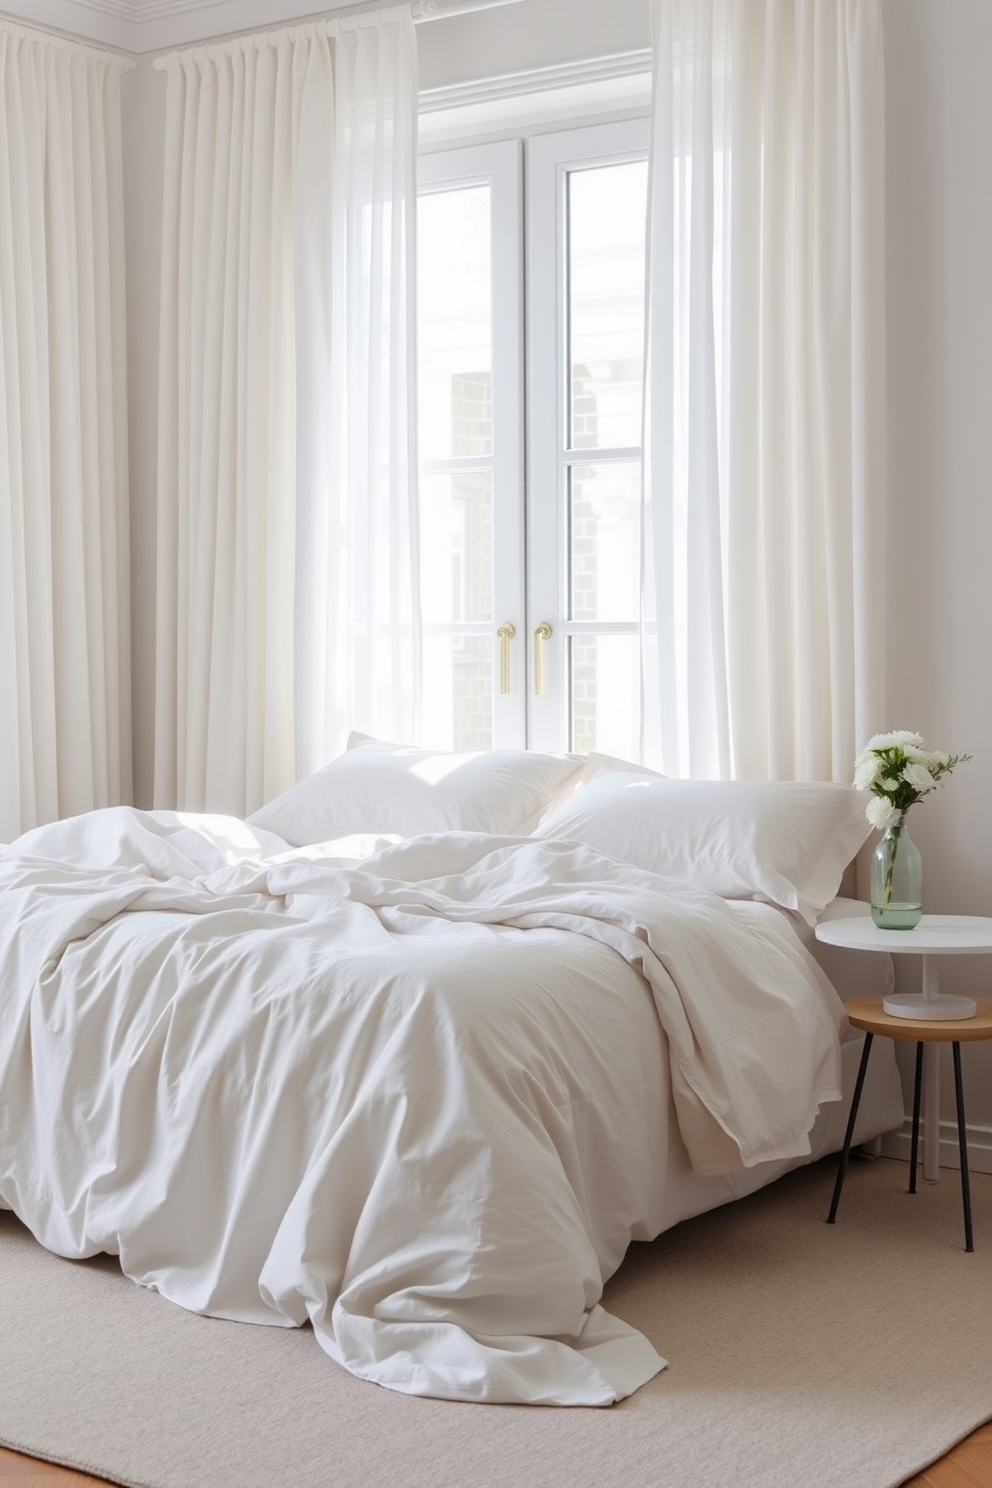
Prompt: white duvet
<box><xmin>0</xmin><ymin>808</ymin><xmax>846</xmax><ymax>1405</ymax></box>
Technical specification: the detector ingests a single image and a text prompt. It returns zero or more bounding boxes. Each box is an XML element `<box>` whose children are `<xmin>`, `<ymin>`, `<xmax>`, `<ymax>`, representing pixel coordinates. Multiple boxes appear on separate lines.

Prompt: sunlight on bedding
<box><xmin>409</xmin><ymin>750</ymin><xmax>479</xmax><ymax>784</ymax></box>
<box><xmin>175</xmin><ymin>812</ymin><xmax>270</xmax><ymax>856</ymax></box>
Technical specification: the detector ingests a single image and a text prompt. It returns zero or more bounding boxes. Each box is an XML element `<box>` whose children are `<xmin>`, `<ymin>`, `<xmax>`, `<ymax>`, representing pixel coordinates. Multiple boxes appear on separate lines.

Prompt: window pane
<box><xmin>568</xmin><ymin>462</ymin><xmax>640</xmax><ymax>623</ymax></box>
<box><xmin>567</xmin><ymin>160</ymin><xmax>648</xmax><ymax>451</ymax></box>
<box><xmin>423</xmin><ymin>635</ymin><xmax>493</xmax><ymax>753</ymax></box>
<box><xmin>418</xmin><ymin>186</ymin><xmax>492</xmax><ymax>462</ymax></box>
<box><xmin>420</xmin><ymin>470</ymin><xmax>493</xmax><ymax>627</ymax></box>
<box><xmin>569</xmin><ymin>634</ymin><xmax>640</xmax><ymax>759</ymax></box>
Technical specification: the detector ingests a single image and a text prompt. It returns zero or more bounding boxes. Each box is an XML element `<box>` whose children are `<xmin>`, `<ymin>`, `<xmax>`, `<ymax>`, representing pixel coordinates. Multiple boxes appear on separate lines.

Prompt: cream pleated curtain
<box><xmin>153</xmin><ymin>10</ymin><xmax>419</xmax><ymax>816</ymax></box>
<box><xmin>0</xmin><ymin>23</ymin><xmax>133</xmax><ymax>842</ymax></box>
<box><xmin>642</xmin><ymin>0</ymin><xmax>887</xmax><ymax>781</ymax></box>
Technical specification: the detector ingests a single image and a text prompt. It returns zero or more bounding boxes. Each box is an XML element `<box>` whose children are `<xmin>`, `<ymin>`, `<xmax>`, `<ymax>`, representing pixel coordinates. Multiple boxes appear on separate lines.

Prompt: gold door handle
<box><xmin>534</xmin><ymin>622</ymin><xmax>553</xmax><ymax>695</ymax></box>
<box><xmin>497</xmin><ymin>623</ymin><xmax>516</xmax><ymax>695</ymax></box>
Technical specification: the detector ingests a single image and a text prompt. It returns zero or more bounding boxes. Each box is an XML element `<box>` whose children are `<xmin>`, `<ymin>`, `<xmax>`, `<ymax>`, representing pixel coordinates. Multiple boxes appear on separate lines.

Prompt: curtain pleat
<box><xmin>0</xmin><ymin>24</ymin><xmax>132</xmax><ymax>841</ymax></box>
<box><xmin>642</xmin><ymin>0</ymin><xmax>886</xmax><ymax>781</ymax></box>
<box><xmin>154</xmin><ymin>13</ymin><xmax>419</xmax><ymax>816</ymax></box>
<box><xmin>295</xmin><ymin>15</ymin><xmax>420</xmax><ymax>781</ymax></box>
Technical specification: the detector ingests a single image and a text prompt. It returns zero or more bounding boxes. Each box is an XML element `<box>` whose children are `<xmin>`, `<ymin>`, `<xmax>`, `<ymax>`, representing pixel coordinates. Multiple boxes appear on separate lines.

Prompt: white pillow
<box><xmin>532</xmin><ymin>773</ymin><xmax>871</xmax><ymax>925</ymax></box>
<box><xmin>246</xmin><ymin>738</ymin><xmax>584</xmax><ymax>846</ymax></box>
<box><xmin>527</xmin><ymin>750</ymin><xmax>667</xmax><ymax>827</ymax></box>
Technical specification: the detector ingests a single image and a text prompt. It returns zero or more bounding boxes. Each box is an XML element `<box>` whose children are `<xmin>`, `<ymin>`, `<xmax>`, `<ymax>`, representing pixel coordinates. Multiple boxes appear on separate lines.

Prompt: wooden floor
<box><xmin>3</xmin><ymin>1423</ymin><xmax>992</xmax><ymax>1487</ymax></box>
<box><xmin>0</xmin><ymin>1453</ymin><xmax>113</xmax><ymax>1487</ymax></box>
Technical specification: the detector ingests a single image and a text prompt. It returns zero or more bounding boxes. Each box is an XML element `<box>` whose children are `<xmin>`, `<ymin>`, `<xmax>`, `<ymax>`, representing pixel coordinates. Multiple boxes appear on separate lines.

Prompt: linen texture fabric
<box><xmin>0</xmin><ymin>807</ymin><xmax>847</xmax><ymax>1404</ymax></box>
<box><xmin>0</xmin><ymin>22</ymin><xmax>133</xmax><ymax>841</ymax></box>
<box><xmin>534</xmin><ymin>774</ymin><xmax>871</xmax><ymax>925</ymax></box>
<box><xmin>153</xmin><ymin>12</ymin><xmax>420</xmax><ymax>818</ymax></box>
<box><xmin>641</xmin><ymin>0</ymin><xmax>887</xmax><ymax>780</ymax></box>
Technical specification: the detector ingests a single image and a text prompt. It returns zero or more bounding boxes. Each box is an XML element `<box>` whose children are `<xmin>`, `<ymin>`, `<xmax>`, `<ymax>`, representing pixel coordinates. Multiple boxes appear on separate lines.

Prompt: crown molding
<box><xmin>0</xmin><ymin>0</ymin><xmax>357</xmax><ymax>52</ymax></box>
<box><xmin>421</xmin><ymin>48</ymin><xmax>650</xmax><ymax>113</ymax></box>
<box><xmin>0</xmin><ymin>0</ymin><xmax>526</xmax><ymax>51</ymax></box>
<box><xmin>0</xmin><ymin>1</ymin><xmax>131</xmax><ymax>49</ymax></box>
<box><xmin>419</xmin><ymin>49</ymin><xmax>651</xmax><ymax>145</ymax></box>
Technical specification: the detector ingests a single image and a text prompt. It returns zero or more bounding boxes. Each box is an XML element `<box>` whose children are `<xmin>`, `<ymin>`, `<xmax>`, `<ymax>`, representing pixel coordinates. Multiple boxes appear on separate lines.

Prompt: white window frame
<box><xmin>417</xmin><ymin>85</ymin><xmax>651</xmax><ymax>752</ymax></box>
<box><xmin>417</xmin><ymin>139</ymin><xmax>527</xmax><ymax>746</ymax></box>
<box><xmin>525</xmin><ymin>117</ymin><xmax>651</xmax><ymax>752</ymax></box>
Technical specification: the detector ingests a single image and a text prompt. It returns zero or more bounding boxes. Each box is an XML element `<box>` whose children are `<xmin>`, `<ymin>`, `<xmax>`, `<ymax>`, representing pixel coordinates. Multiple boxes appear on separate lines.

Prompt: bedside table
<box><xmin>820</xmin><ymin>994</ymin><xmax>992</xmax><ymax>1252</ymax></box>
<box><xmin>815</xmin><ymin>915</ymin><xmax>992</xmax><ymax>1182</ymax></box>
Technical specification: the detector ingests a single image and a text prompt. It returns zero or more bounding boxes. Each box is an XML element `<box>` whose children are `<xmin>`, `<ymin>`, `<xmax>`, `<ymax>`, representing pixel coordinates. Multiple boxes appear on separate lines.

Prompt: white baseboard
<box><xmin>879</xmin><ymin>1119</ymin><xmax>992</xmax><ymax>1175</ymax></box>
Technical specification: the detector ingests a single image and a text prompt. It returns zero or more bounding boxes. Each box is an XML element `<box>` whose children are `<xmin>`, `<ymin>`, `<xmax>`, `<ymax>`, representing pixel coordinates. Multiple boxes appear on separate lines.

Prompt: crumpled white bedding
<box><xmin>0</xmin><ymin>808</ymin><xmax>847</xmax><ymax>1405</ymax></box>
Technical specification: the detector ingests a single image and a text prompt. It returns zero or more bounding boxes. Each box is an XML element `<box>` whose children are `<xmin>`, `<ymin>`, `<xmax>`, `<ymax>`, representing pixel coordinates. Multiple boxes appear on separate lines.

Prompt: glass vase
<box><xmin>870</xmin><ymin>813</ymin><xmax>922</xmax><ymax>929</ymax></box>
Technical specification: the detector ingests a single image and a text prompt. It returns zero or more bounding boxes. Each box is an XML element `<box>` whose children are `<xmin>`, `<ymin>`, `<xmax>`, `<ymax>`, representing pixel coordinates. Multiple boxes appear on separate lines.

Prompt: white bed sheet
<box><xmin>0</xmin><ymin>810</ymin><xmax>900</xmax><ymax>1406</ymax></box>
<box><xmin>647</xmin><ymin>897</ymin><xmax>904</xmax><ymax>1231</ymax></box>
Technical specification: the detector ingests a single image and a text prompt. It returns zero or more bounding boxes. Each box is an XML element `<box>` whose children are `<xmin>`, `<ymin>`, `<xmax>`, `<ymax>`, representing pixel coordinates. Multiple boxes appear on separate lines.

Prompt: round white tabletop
<box><xmin>816</xmin><ymin>914</ymin><xmax>992</xmax><ymax>955</ymax></box>
<box><xmin>815</xmin><ymin>914</ymin><xmax>992</xmax><ymax>1020</ymax></box>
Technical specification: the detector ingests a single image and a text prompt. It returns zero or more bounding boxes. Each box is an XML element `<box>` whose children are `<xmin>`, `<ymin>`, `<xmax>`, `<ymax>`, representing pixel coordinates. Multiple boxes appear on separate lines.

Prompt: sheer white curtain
<box><xmin>154</xmin><ymin>10</ymin><xmax>419</xmax><ymax>816</ymax></box>
<box><xmin>642</xmin><ymin>0</ymin><xmax>887</xmax><ymax>781</ymax></box>
<box><xmin>0</xmin><ymin>22</ymin><xmax>133</xmax><ymax>843</ymax></box>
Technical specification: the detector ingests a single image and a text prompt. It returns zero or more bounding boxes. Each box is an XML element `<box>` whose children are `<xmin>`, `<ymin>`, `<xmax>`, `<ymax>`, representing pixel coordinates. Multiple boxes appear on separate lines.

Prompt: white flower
<box><xmin>865</xmin><ymin>730</ymin><xmax>924</xmax><ymax>752</ymax></box>
<box><xmin>902</xmin><ymin>761</ymin><xmax>936</xmax><ymax>793</ymax></box>
<box><xmin>866</xmin><ymin>795</ymin><xmax>898</xmax><ymax>828</ymax></box>
<box><xmin>854</xmin><ymin>755</ymin><xmax>882</xmax><ymax>789</ymax></box>
<box><xmin>853</xmin><ymin>730</ymin><xmax>969</xmax><ymax>826</ymax></box>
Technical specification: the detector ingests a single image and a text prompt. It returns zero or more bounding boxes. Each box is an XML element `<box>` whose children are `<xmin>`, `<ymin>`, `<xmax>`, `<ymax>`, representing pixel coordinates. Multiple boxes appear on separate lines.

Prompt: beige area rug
<box><xmin>2</xmin><ymin>1157</ymin><xmax>992</xmax><ymax>1488</ymax></box>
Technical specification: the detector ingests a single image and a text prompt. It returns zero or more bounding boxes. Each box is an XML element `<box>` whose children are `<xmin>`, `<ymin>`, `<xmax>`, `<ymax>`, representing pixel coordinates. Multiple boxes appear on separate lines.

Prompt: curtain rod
<box><xmin>0</xmin><ymin>14</ymin><xmax>136</xmax><ymax>69</ymax></box>
<box><xmin>413</xmin><ymin>0</ymin><xmax>525</xmax><ymax>17</ymax></box>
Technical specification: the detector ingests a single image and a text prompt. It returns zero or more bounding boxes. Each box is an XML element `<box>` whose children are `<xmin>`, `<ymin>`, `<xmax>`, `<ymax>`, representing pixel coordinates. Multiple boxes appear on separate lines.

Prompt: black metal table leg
<box><xmin>908</xmin><ymin>1040</ymin><xmax>924</xmax><ymax>1195</ymax></box>
<box><xmin>952</xmin><ymin>1041</ymin><xmax>974</xmax><ymax>1252</ymax></box>
<box><xmin>828</xmin><ymin>1031</ymin><xmax>874</xmax><ymax>1224</ymax></box>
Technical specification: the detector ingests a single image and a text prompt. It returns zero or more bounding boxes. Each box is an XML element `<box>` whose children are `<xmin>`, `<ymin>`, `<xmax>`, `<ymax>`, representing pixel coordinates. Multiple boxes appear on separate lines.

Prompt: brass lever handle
<box><xmin>534</xmin><ymin>622</ymin><xmax>553</xmax><ymax>695</ymax></box>
<box><xmin>497</xmin><ymin>623</ymin><xmax>516</xmax><ymax>695</ymax></box>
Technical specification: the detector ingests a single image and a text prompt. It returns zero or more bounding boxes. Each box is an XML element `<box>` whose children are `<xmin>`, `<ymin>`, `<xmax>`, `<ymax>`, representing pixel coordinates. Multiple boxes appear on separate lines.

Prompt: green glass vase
<box><xmin>870</xmin><ymin>812</ymin><xmax>922</xmax><ymax>929</ymax></box>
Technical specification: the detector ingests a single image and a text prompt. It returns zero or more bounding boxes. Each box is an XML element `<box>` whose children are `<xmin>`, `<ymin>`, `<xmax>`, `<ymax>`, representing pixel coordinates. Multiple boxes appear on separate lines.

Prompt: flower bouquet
<box><xmin>853</xmin><ymin>731</ymin><xmax>970</xmax><ymax>928</ymax></box>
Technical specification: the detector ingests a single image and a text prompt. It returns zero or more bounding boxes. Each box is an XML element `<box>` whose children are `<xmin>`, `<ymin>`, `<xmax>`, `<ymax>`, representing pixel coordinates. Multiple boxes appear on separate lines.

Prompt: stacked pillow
<box><xmin>247</xmin><ymin>734</ymin><xmax>583</xmax><ymax>845</ymax></box>
<box><xmin>248</xmin><ymin>738</ymin><xmax>869</xmax><ymax>924</ymax></box>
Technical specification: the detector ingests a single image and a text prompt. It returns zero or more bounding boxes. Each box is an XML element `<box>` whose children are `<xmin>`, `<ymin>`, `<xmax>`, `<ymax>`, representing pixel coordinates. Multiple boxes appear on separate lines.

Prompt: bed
<box><xmin>0</xmin><ymin>739</ymin><xmax>905</xmax><ymax>1406</ymax></box>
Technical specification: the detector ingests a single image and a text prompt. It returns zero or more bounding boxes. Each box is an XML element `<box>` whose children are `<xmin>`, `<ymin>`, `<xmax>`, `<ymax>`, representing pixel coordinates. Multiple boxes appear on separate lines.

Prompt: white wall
<box><xmin>116</xmin><ymin>0</ymin><xmax>992</xmax><ymax>1149</ymax></box>
<box><xmin>880</xmin><ymin>0</ymin><xmax>992</xmax><ymax>1153</ymax></box>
